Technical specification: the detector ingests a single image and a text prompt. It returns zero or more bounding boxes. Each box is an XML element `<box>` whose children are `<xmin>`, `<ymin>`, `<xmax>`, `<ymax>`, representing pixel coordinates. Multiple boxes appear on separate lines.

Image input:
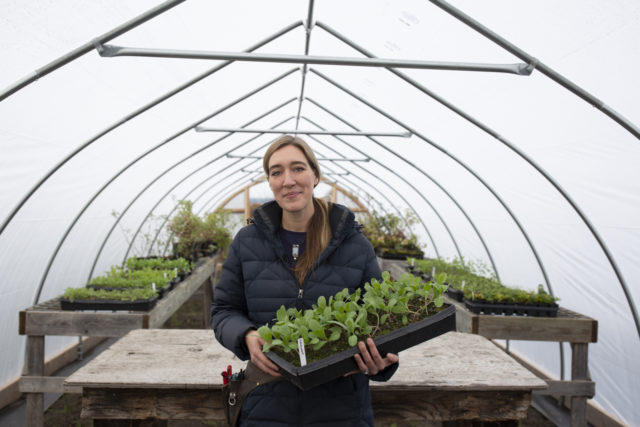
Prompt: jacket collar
<box><xmin>251</xmin><ymin>200</ymin><xmax>357</xmax><ymax>243</ymax></box>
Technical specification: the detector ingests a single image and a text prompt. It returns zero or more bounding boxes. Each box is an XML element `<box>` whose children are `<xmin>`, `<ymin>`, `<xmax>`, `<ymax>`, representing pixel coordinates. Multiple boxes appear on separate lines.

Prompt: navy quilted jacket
<box><xmin>211</xmin><ymin>201</ymin><xmax>397</xmax><ymax>426</ymax></box>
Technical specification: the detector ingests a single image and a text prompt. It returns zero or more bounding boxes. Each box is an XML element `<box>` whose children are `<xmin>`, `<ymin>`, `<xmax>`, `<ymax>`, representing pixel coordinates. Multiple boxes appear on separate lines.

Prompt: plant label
<box><xmin>297</xmin><ymin>338</ymin><xmax>307</xmax><ymax>367</ymax></box>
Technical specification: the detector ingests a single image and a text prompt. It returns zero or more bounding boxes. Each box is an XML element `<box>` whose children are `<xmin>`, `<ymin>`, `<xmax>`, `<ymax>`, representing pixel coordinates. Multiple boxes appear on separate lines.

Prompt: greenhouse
<box><xmin>1</xmin><ymin>1</ymin><xmax>638</xmax><ymax>426</ymax></box>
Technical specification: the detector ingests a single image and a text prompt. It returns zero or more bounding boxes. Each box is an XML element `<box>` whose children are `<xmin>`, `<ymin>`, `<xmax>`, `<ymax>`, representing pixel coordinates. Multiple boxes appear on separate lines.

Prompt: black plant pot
<box><xmin>265</xmin><ymin>304</ymin><xmax>456</xmax><ymax>390</ymax></box>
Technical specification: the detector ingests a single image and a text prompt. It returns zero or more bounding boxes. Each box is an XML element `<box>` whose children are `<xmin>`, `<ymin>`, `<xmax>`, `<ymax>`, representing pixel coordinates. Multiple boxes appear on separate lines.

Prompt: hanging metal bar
<box><xmin>318</xmin><ymin>19</ymin><xmax>640</xmax><ymax>340</ymax></box>
<box><xmin>0</xmin><ymin>21</ymin><xmax>303</xmax><ymax>240</ymax></box>
<box><xmin>295</xmin><ymin>0</ymin><xmax>316</xmax><ymax>129</ymax></box>
<box><xmin>0</xmin><ymin>0</ymin><xmax>186</xmax><ymax>102</ymax></box>
<box><xmin>195</xmin><ymin>127</ymin><xmax>410</xmax><ymax>137</ymax></box>
<box><xmin>97</xmin><ymin>44</ymin><xmax>533</xmax><ymax>75</ymax></box>
<box><xmin>427</xmin><ymin>0</ymin><xmax>640</xmax><ymax>140</ymax></box>
<box><xmin>226</xmin><ymin>154</ymin><xmax>370</xmax><ymax>162</ymax></box>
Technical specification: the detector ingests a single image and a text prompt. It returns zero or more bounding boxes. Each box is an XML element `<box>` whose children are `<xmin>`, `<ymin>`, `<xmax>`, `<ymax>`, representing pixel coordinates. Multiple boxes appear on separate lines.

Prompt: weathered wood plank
<box><xmin>25</xmin><ymin>336</ymin><xmax>44</xmax><ymax>427</ymax></box>
<box><xmin>570</xmin><ymin>343</ymin><xmax>589</xmax><ymax>427</ymax></box>
<box><xmin>533</xmin><ymin>380</ymin><xmax>595</xmax><ymax>397</ymax></box>
<box><xmin>23</xmin><ymin>311</ymin><xmax>146</xmax><ymax>337</ymax></box>
<box><xmin>82</xmin><ymin>388</ymin><xmax>224</xmax><ymax>420</ymax></box>
<box><xmin>71</xmin><ymin>330</ymin><xmax>545</xmax><ymax>422</ymax></box>
<box><xmin>148</xmin><ymin>256</ymin><xmax>218</xmax><ymax>328</ymax></box>
<box><xmin>20</xmin><ymin>376</ymin><xmax>81</xmax><ymax>394</ymax></box>
<box><xmin>20</xmin><ymin>256</ymin><xmax>219</xmax><ymax>336</ymax></box>
<box><xmin>66</xmin><ymin>329</ymin><xmax>241</xmax><ymax>389</ymax></box>
<box><xmin>371</xmin><ymin>390</ymin><xmax>532</xmax><ymax>422</ymax></box>
<box><xmin>68</xmin><ymin>330</ymin><xmax>545</xmax><ymax>391</ymax></box>
<box><xmin>25</xmin><ymin>392</ymin><xmax>44</xmax><ymax>426</ymax></box>
<box><xmin>447</xmin><ymin>298</ymin><xmax>598</xmax><ymax>343</ymax></box>
<box><xmin>372</xmin><ymin>332</ymin><xmax>546</xmax><ymax>391</ymax></box>
<box><xmin>202</xmin><ymin>276</ymin><xmax>215</xmax><ymax>328</ymax></box>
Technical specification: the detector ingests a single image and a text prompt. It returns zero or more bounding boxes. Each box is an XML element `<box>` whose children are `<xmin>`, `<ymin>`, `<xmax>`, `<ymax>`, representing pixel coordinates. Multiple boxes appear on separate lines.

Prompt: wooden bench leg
<box><xmin>25</xmin><ymin>335</ymin><xmax>44</xmax><ymax>427</ymax></box>
<box><xmin>571</xmin><ymin>343</ymin><xmax>589</xmax><ymax>427</ymax></box>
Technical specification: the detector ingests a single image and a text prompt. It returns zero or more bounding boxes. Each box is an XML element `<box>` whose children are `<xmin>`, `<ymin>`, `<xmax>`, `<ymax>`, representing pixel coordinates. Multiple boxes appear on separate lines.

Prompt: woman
<box><xmin>211</xmin><ymin>135</ymin><xmax>399</xmax><ymax>426</ymax></box>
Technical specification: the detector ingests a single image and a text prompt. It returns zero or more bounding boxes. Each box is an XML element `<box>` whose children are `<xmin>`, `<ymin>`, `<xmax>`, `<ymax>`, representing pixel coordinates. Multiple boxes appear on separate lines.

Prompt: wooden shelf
<box><xmin>18</xmin><ymin>255</ymin><xmax>221</xmax><ymax>427</ymax></box>
<box><xmin>19</xmin><ymin>256</ymin><xmax>219</xmax><ymax>337</ymax></box>
<box><xmin>452</xmin><ymin>298</ymin><xmax>598</xmax><ymax>343</ymax></box>
<box><xmin>376</xmin><ymin>256</ymin><xmax>598</xmax><ymax>427</ymax></box>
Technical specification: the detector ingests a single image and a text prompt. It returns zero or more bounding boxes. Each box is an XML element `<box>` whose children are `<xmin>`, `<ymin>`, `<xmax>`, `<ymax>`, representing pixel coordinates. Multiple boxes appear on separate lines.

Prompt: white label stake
<box><xmin>297</xmin><ymin>338</ymin><xmax>307</xmax><ymax>367</ymax></box>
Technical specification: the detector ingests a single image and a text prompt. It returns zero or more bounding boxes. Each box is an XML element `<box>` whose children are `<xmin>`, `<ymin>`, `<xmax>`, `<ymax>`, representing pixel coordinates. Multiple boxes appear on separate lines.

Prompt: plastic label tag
<box><xmin>297</xmin><ymin>338</ymin><xmax>307</xmax><ymax>366</ymax></box>
<box><xmin>152</xmin><ymin>282</ymin><xmax>156</xmax><ymax>292</ymax></box>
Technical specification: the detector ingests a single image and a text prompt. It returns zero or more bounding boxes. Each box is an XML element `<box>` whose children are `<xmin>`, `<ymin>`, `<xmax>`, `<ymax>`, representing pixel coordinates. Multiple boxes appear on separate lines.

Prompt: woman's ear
<box><xmin>314</xmin><ymin>176</ymin><xmax>319</xmax><ymax>187</ymax></box>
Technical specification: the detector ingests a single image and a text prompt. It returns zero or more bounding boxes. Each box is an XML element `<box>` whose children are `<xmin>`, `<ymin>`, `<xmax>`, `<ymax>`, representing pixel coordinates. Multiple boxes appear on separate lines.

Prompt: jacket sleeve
<box><xmin>210</xmin><ymin>233</ymin><xmax>256</xmax><ymax>360</ymax></box>
<box><xmin>359</xmin><ymin>236</ymin><xmax>382</xmax><ymax>287</ymax></box>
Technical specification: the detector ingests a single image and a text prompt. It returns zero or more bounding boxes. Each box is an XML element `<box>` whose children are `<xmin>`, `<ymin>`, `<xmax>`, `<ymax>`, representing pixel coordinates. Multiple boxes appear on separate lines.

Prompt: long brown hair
<box><xmin>263</xmin><ymin>135</ymin><xmax>332</xmax><ymax>284</ymax></box>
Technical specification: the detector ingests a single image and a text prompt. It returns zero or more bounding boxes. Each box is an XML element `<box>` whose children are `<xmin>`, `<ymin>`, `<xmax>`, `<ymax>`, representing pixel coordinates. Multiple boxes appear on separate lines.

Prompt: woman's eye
<box><xmin>294</xmin><ymin>167</ymin><xmax>305</xmax><ymax>172</ymax></box>
<box><xmin>271</xmin><ymin>171</ymin><xmax>281</xmax><ymax>177</ymax></box>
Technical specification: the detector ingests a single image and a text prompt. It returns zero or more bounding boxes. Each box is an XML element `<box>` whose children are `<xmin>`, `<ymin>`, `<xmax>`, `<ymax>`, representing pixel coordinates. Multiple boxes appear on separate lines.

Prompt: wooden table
<box><xmin>382</xmin><ymin>257</ymin><xmax>598</xmax><ymax>426</ymax></box>
<box><xmin>18</xmin><ymin>255</ymin><xmax>220</xmax><ymax>427</ymax></box>
<box><xmin>65</xmin><ymin>329</ymin><xmax>547</xmax><ymax>424</ymax></box>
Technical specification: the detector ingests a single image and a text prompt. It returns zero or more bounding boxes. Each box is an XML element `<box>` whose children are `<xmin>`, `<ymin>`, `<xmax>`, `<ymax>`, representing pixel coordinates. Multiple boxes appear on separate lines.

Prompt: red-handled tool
<box><xmin>221</xmin><ymin>365</ymin><xmax>232</xmax><ymax>385</ymax></box>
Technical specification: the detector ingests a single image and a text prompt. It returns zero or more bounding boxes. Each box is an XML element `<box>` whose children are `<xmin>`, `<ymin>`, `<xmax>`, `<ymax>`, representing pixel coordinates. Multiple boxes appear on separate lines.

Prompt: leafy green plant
<box><xmin>360</xmin><ymin>209</ymin><xmax>423</xmax><ymax>257</ymax></box>
<box><xmin>88</xmin><ymin>266</ymin><xmax>175</xmax><ymax>290</ymax></box>
<box><xmin>63</xmin><ymin>286</ymin><xmax>157</xmax><ymax>302</ymax></box>
<box><xmin>168</xmin><ymin>200</ymin><xmax>234</xmax><ymax>260</ymax></box>
<box><xmin>411</xmin><ymin>257</ymin><xmax>558</xmax><ymax>306</ymax></box>
<box><xmin>257</xmin><ymin>271</ymin><xmax>449</xmax><ymax>366</ymax></box>
<box><xmin>125</xmin><ymin>256</ymin><xmax>191</xmax><ymax>273</ymax></box>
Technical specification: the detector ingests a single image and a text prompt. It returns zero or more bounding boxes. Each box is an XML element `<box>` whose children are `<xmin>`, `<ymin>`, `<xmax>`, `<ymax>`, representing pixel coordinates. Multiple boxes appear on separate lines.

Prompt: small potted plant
<box><xmin>360</xmin><ymin>210</ymin><xmax>424</xmax><ymax>259</ymax></box>
<box><xmin>168</xmin><ymin>200</ymin><xmax>234</xmax><ymax>261</ymax></box>
<box><xmin>256</xmin><ymin>271</ymin><xmax>456</xmax><ymax>390</ymax></box>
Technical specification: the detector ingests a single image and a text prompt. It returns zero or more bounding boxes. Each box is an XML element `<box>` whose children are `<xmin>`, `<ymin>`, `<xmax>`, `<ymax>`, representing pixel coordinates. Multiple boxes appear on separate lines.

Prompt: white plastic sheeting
<box><xmin>1</xmin><ymin>0</ymin><xmax>639</xmax><ymax>424</ymax></box>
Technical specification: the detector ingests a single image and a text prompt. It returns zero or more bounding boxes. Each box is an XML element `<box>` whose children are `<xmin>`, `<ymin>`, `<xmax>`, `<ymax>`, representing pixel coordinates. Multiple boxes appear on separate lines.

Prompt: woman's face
<box><xmin>267</xmin><ymin>144</ymin><xmax>319</xmax><ymax>216</ymax></box>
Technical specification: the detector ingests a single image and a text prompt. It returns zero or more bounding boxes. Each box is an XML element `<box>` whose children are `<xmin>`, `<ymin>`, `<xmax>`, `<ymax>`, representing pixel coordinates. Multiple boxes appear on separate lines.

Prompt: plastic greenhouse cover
<box><xmin>1</xmin><ymin>0</ymin><xmax>639</xmax><ymax>424</ymax></box>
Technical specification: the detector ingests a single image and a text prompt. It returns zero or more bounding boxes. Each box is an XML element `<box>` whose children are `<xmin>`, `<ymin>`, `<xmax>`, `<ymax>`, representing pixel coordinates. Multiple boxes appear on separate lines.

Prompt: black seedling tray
<box><xmin>266</xmin><ymin>304</ymin><xmax>456</xmax><ymax>390</ymax></box>
<box><xmin>60</xmin><ymin>296</ymin><xmax>159</xmax><ymax>312</ymax></box>
<box><xmin>464</xmin><ymin>299</ymin><xmax>558</xmax><ymax>317</ymax></box>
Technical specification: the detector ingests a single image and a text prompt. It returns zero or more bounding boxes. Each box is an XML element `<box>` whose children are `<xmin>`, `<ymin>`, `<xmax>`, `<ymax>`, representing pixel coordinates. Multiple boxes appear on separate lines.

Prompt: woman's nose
<box><xmin>283</xmin><ymin>170</ymin><xmax>295</xmax><ymax>186</ymax></box>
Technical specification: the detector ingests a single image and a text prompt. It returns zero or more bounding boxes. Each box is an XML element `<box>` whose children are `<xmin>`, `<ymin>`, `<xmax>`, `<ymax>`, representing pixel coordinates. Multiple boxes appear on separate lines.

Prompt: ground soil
<box><xmin>42</xmin><ymin>286</ymin><xmax>556</xmax><ymax>427</ymax></box>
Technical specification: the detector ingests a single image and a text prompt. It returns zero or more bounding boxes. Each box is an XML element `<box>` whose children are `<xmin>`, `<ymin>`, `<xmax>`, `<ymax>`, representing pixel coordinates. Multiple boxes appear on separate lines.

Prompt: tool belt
<box><xmin>222</xmin><ymin>361</ymin><xmax>282</xmax><ymax>426</ymax></box>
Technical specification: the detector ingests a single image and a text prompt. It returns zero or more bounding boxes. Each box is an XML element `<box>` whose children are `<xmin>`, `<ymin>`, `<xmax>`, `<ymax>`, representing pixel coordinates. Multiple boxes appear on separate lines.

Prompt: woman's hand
<box><xmin>245</xmin><ymin>330</ymin><xmax>282</xmax><ymax>377</ymax></box>
<box><xmin>348</xmin><ymin>338</ymin><xmax>399</xmax><ymax>377</ymax></box>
